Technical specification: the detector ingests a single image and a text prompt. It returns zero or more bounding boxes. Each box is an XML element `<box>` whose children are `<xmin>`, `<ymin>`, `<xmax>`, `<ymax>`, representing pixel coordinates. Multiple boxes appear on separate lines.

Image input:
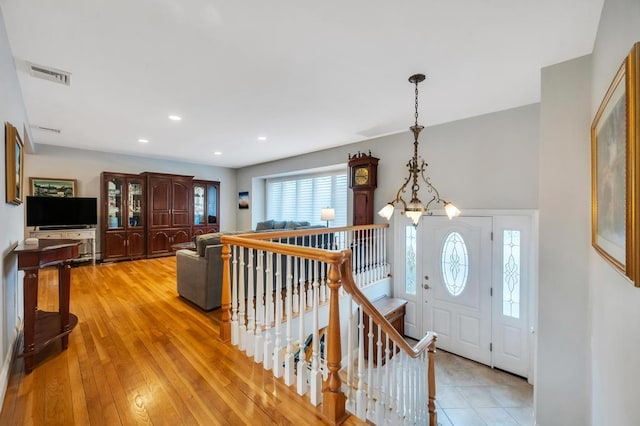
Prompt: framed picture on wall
<box><xmin>591</xmin><ymin>42</ymin><xmax>640</xmax><ymax>287</ymax></box>
<box><xmin>4</xmin><ymin>122</ymin><xmax>24</xmax><ymax>205</ymax></box>
<box><xmin>30</xmin><ymin>177</ymin><xmax>77</xmax><ymax>197</ymax></box>
<box><xmin>238</xmin><ymin>191</ymin><xmax>249</xmax><ymax>209</ymax></box>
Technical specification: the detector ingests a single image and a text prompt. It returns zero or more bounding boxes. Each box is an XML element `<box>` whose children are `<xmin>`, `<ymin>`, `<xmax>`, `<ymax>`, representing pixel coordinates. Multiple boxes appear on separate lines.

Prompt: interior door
<box><xmin>422</xmin><ymin>216</ymin><xmax>492</xmax><ymax>365</ymax></box>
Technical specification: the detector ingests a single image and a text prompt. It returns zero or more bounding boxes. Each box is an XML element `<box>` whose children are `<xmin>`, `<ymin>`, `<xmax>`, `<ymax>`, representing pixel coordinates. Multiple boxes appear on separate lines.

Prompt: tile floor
<box><xmin>435</xmin><ymin>350</ymin><xmax>533</xmax><ymax>426</ymax></box>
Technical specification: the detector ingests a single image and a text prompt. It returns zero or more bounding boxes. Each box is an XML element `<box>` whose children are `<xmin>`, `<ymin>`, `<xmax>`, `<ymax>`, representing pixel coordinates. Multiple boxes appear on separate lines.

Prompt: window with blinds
<box><xmin>266</xmin><ymin>172</ymin><xmax>348</xmax><ymax>227</ymax></box>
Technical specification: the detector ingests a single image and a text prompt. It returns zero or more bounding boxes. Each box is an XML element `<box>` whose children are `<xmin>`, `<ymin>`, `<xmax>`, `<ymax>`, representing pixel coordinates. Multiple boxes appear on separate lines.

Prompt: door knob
<box><xmin>423</xmin><ymin>283</ymin><xmax>431</xmax><ymax>290</ymax></box>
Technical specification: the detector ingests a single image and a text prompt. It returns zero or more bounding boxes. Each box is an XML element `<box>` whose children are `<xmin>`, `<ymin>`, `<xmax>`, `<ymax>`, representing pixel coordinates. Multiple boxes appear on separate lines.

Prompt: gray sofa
<box><xmin>176</xmin><ymin>220</ymin><xmax>324</xmax><ymax>310</ymax></box>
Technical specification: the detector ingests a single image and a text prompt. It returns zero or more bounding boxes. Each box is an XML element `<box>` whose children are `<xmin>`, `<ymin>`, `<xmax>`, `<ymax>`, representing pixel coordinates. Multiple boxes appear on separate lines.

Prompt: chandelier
<box><xmin>377</xmin><ymin>73</ymin><xmax>460</xmax><ymax>226</ymax></box>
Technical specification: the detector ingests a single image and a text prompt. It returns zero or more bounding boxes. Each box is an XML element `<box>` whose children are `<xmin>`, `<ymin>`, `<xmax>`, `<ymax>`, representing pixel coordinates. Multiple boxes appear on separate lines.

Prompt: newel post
<box><xmin>219</xmin><ymin>243</ymin><xmax>232</xmax><ymax>342</ymax></box>
<box><xmin>322</xmin><ymin>262</ymin><xmax>348</xmax><ymax>424</ymax></box>
<box><xmin>428</xmin><ymin>339</ymin><xmax>438</xmax><ymax>426</ymax></box>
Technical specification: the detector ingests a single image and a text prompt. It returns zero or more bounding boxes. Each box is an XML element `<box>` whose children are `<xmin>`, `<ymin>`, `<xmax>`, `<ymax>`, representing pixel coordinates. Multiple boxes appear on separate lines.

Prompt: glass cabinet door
<box><xmin>207</xmin><ymin>184</ymin><xmax>218</xmax><ymax>225</ymax></box>
<box><xmin>194</xmin><ymin>183</ymin><xmax>205</xmax><ymax>225</ymax></box>
<box><xmin>127</xmin><ymin>179</ymin><xmax>144</xmax><ymax>228</ymax></box>
<box><xmin>107</xmin><ymin>178</ymin><xmax>123</xmax><ymax>229</ymax></box>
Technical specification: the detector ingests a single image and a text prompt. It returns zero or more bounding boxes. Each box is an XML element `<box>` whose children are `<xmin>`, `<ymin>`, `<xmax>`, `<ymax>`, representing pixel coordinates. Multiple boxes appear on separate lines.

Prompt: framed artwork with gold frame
<box><xmin>591</xmin><ymin>42</ymin><xmax>640</xmax><ymax>287</ymax></box>
<box><xmin>5</xmin><ymin>122</ymin><xmax>24</xmax><ymax>205</ymax></box>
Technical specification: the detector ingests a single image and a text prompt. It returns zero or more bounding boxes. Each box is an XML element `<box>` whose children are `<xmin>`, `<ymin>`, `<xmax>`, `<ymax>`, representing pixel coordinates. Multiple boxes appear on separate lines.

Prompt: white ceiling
<box><xmin>2</xmin><ymin>0</ymin><xmax>603</xmax><ymax>168</ymax></box>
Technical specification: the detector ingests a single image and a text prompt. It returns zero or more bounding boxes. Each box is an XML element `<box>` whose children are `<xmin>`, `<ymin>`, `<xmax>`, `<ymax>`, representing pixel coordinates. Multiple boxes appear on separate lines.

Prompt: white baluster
<box><xmin>254</xmin><ymin>250</ymin><xmax>264</xmax><ymax>364</ymax></box>
<box><xmin>296</xmin><ymin>258</ymin><xmax>307</xmax><ymax>396</ymax></box>
<box><xmin>389</xmin><ymin>337</ymin><xmax>395</xmax><ymax>416</ymax></box>
<box><xmin>273</xmin><ymin>255</ymin><xmax>282</xmax><ymax>377</ymax></box>
<box><xmin>356</xmin><ymin>307</ymin><xmax>366</xmax><ymax>420</ymax></box>
<box><xmin>345</xmin><ymin>295</ymin><xmax>355</xmax><ymax>413</ymax></box>
<box><xmin>231</xmin><ymin>245</ymin><xmax>239</xmax><ymax>345</ymax></box>
<box><xmin>238</xmin><ymin>247</ymin><xmax>246</xmax><ymax>351</ymax></box>
<box><xmin>284</xmin><ymin>256</ymin><xmax>295</xmax><ymax>386</ymax></box>
<box><xmin>395</xmin><ymin>343</ymin><xmax>403</xmax><ymax>420</ymax></box>
<box><xmin>246</xmin><ymin>249</ymin><xmax>255</xmax><ymax>357</ymax></box>
<box><xmin>263</xmin><ymin>253</ymin><xmax>273</xmax><ymax>370</ymax></box>
<box><xmin>309</xmin><ymin>260</ymin><xmax>322</xmax><ymax>406</ymax></box>
<box><xmin>367</xmin><ymin>315</ymin><xmax>375</xmax><ymax>417</ymax></box>
<box><xmin>292</xmin><ymin>255</ymin><xmax>299</xmax><ymax>314</ymax></box>
<box><xmin>382</xmin><ymin>333</ymin><xmax>391</xmax><ymax>422</ymax></box>
<box><xmin>320</xmin><ymin>261</ymin><xmax>327</xmax><ymax>304</ymax></box>
<box><xmin>306</xmin><ymin>259</ymin><xmax>313</xmax><ymax>309</ymax></box>
<box><xmin>373</xmin><ymin>228</ymin><xmax>379</xmax><ymax>281</ymax></box>
<box><xmin>375</xmin><ymin>325</ymin><xmax>383</xmax><ymax>423</ymax></box>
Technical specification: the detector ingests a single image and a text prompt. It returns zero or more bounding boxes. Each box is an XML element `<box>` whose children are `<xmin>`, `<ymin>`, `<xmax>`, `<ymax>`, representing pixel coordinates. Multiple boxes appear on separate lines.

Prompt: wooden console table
<box><xmin>13</xmin><ymin>239</ymin><xmax>81</xmax><ymax>373</ymax></box>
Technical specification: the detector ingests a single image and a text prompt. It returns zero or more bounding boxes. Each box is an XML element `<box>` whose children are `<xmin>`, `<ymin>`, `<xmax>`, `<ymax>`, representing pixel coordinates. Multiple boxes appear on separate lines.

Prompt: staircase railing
<box><xmin>219</xmin><ymin>224</ymin><xmax>437</xmax><ymax>425</ymax></box>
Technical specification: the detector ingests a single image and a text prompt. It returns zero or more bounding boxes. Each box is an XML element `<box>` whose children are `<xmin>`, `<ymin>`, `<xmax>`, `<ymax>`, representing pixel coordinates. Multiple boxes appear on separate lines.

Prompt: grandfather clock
<box><xmin>348</xmin><ymin>151</ymin><xmax>379</xmax><ymax>225</ymax></box>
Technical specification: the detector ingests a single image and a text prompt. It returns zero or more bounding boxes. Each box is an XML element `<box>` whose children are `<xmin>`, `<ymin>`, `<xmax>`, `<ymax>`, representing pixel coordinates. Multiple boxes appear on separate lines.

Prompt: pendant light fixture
<box><xmin>377</xmin><ymin>73</ymin><xmax>461</xmax><ymax>226</ymax></box>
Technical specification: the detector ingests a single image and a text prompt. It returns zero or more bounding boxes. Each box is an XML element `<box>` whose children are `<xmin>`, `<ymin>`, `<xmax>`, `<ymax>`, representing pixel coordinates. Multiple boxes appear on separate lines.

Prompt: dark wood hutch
<box><xmin>101</xmin><ymin>171</ymin><xmax>220</xmax><ymax>261</ymax></box>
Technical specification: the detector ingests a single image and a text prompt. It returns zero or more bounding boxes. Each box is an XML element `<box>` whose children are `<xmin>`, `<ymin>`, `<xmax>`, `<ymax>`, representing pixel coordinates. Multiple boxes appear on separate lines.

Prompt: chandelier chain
<box><xmin>414</xmin><ymin>80</ymin><xmax>419</xmax><ymax>127</ymax></box>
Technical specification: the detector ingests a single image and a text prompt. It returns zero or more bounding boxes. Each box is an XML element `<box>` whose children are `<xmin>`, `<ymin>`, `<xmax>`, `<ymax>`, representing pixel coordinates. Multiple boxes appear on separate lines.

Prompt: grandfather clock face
<box><xmin>354</xmin><ymin>167</ymin><xmax>369</xmax><ymax>186</ymax></box>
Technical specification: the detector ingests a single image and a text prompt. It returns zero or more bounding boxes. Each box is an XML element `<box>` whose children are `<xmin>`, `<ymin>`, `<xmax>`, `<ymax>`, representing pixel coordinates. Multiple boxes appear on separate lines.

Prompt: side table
<box><xmin>13</xmin><ymin>239</ymin><xmax>81</xmax><ymax>373</ymax></box>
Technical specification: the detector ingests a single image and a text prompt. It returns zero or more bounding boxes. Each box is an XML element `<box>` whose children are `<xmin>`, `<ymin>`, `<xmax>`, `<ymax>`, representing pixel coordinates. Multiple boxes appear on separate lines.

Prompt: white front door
<box><xmin>422</xmin><ymin>216</ymin><xmax>493</xmax><ymax>365</ymax></box>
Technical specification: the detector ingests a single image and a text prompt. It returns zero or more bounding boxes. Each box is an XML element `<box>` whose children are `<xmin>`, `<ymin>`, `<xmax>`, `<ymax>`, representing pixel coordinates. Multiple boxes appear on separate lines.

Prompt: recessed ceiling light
<box><xmin>138</xmin><ymin>138</ymin><xmax>149</xmax><ymax>143</ymax></box>
<box><xmin>257</xmin><ymin>136</ymin><xmax>267</xmax><ymax>141</ymax></box>
<box><xmin>168</xmin><ymin>115</ymin><xmax>182</xmax><ymax>121</ymax></box>
<box><xmin>213</xmin><ymin>151</ymin><xmax>222</xmax><ymax>156</ymax></box>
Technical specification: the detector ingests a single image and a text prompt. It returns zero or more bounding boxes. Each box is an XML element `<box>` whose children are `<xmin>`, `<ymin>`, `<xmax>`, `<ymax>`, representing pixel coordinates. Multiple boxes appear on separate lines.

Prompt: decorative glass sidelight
<box><xmin>405</xmin><ymin>225</ymin><xmax>417</xmax><ymax>294</ymax></box>
<box><xmin>502</xmin><ymin>230</ymin><xmax>521</xmax><ymax>318</ymax></box>
<box><xmin>441</xmin><ymin>232</ymin><xmax>468</xmax><ymax>296</ymax></box>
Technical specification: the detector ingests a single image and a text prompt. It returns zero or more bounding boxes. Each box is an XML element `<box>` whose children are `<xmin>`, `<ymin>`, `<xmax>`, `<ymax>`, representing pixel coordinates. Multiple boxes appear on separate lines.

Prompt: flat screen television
<box><xmin>26</xmin><ymin>196</ymin><xmax>98</xmax><ymax>228</ymax></box>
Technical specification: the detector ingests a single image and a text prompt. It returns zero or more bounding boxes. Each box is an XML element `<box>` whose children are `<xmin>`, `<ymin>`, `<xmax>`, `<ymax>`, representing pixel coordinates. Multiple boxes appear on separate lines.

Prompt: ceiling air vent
<box><xmin>27</xmin><ymin>62</ymin><xmax>71</xmax><ymax>86</ymax></box>
<box><xmin>32</xmin><ymin>125</ymin><xmax>61</xmax><ymax>134</ymax></box>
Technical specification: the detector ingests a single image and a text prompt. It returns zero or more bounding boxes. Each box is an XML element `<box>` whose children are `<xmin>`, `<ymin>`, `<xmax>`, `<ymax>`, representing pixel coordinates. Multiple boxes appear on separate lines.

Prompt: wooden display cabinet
<box><xmin>144</xmin><ymin>172</ymin><xmax>193</xmax><ymax>257</ymax></box>
<box><xmin>102</xmin><ymin>172</ymin><xmax>146</xmax><ymax>261</ymax></box>
<box><xmin>192</xmin><ymin>180</ymin><xmax>220</xmax><ymax>236</ymax></box>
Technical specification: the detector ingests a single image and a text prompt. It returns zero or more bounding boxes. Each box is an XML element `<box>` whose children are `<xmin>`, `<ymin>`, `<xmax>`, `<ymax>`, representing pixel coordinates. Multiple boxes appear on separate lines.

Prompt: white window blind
<box><xmin>267</xmin><ymin>172</ymin><xmax>348</xmax><ymax>226</ymax></box>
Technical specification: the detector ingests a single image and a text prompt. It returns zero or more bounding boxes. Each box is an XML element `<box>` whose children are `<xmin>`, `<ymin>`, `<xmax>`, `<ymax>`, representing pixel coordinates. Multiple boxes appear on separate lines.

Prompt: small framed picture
<box><xmin>30</xmin><ymin>177</ymin><xmax>77</xmax><ymax>197</ymax></box>
<box><xmin>5</xmin><ymin>122</ymin><xmax>24</xmax><ymax>205</ymax></box>
<box><xmin>238</xmin><ymin>191</ymin><xmax>249</xmax><ymax>209</ymax></box>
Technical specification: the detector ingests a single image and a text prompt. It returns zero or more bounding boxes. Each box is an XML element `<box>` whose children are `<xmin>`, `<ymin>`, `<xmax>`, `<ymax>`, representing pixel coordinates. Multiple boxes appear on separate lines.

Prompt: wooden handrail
<box><xmin>229</xmin><ymin>223</ymin><xmax>389</xmax><ymax>241</ymax></box>
<box><xmin>221</xmin><ymin>235</ymin><xmax>346</xmax><ymax>264</ymax></box>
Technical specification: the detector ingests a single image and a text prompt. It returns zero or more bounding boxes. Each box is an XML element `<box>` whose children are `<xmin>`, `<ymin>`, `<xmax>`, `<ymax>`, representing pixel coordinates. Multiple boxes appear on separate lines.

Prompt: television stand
<box><xmin>29</xmin><ymin>227</ymin><xmax>96</xmax><ymax>265</ymax></box>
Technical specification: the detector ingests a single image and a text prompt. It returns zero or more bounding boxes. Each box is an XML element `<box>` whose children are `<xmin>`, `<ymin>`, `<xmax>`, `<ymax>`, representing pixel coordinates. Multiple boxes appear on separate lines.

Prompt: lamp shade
<box><xmin>378</xmin><ymin>203</ymin><xmax>395</xmax><ymax>220</ymax></box>
<box><xmin>320</xmin><ymin>207</ymin><xmax>335</xmax><ymax>221</ymax></box>
<box><xmin>444</xmin><ymin>202</ymin><xmax>461</xmax><ymax>220</ymax></box>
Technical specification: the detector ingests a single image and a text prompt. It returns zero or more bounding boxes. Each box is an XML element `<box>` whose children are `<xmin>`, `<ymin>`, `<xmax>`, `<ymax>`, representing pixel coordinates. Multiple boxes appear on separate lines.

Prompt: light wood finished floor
<box><xmin>0</xmin><ymin>257</ymin><xmax>366</xmax><ymax>426</ymax></box>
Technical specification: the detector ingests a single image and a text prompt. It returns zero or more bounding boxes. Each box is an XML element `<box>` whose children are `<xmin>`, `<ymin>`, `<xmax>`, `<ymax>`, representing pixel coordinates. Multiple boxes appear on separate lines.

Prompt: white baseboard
<box><xmin>0</xmin><ymin>320</ymin><xmax>23</xmax><ymax>413</ymax></box>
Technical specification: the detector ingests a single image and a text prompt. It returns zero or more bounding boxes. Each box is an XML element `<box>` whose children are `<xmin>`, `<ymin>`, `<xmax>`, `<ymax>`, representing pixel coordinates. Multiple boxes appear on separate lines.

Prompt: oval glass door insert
<box><xmin>441</xmin><ymin>231</ymin><xmax>469</xmax><ymax>296</ymax></box>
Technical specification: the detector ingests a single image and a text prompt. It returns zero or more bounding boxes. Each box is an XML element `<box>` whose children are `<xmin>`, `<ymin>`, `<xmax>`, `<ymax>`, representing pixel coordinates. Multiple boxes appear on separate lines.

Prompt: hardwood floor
<box><xmin>0</xmin><ymin>257</ymin><xmax>365</xmax><ymax>425</ymax></box>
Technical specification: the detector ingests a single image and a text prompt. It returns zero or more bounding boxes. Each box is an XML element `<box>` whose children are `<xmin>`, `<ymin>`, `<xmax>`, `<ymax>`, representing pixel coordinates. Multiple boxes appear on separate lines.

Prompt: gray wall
<box><xmin>24</xmin><ymin>145</ymin><xmax>238</xmax><ymax>257</ymax></box>
<box><xmin>237</xmin><ymin>102</ymin><xmax>540</xmax><ymax>234</ymax></box>
<box><xmin>589</xmin><ymin>0</ymin><xmax>640</xmax><ymax>424</ymax></box>
<box><xmin>0</xmin><ymin>6</ymin><xmax>29</xmax><ymax>406</ymax></box>
<box><xmin>537</xmin><ymin>54</ymin><xmax>592</xmax><ymax>426</ymax></box>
